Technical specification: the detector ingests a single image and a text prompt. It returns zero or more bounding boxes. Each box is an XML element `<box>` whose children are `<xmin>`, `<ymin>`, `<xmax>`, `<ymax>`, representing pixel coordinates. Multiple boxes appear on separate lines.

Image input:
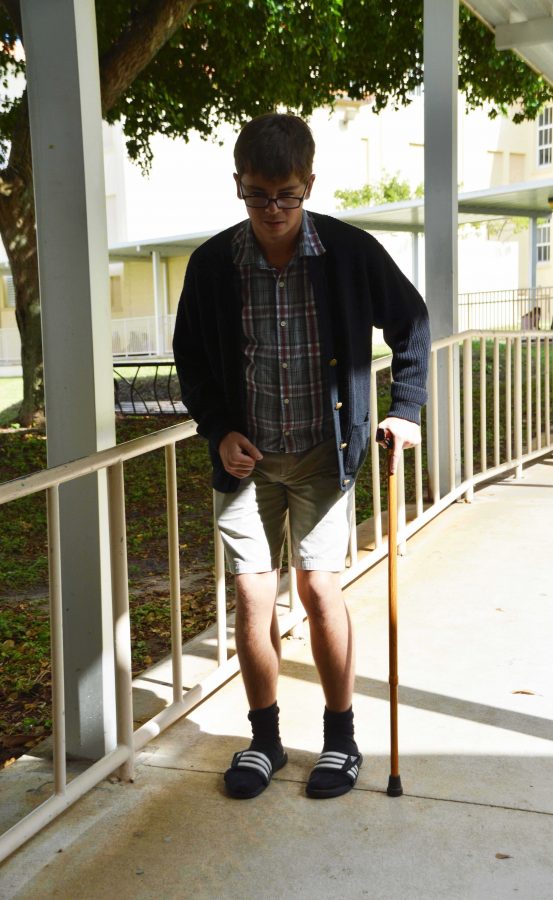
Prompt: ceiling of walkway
<box><xmin>463</xmin><ymin>0</ymin><xmax>553</xmax><ymax>86</ymax></box>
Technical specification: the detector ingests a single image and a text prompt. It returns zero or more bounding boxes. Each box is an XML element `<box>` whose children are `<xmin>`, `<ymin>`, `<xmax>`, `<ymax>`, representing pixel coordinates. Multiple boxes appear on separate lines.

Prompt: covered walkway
<box><xmin>1</xmin><ymin>454</ymin><xmax>552</xmax><ymax>899</ymax></box>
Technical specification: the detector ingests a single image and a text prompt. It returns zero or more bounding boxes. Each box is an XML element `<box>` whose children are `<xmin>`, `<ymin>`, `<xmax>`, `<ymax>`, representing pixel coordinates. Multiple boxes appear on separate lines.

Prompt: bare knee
<box><xmin>235</xmin><ymin>571</ymin><xmax>279</xmax><ymax>625</ymax></box>
<box><xmin>296</xmin><ymin>571</ymin><xmax>342</xmax><ymax>619</ymax></box>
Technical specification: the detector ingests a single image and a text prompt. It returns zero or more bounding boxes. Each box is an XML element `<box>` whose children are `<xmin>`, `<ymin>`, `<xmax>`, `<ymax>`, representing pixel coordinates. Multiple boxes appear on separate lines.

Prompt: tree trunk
<box><xmin>0</xmin><ymin>173</ymin><xmax>42</xmax><ymax>427</ymax></box>
<box><xmin>0</xmin><ymin>2</ymin><xmax>202</xmax><ymax>427</ymax></box>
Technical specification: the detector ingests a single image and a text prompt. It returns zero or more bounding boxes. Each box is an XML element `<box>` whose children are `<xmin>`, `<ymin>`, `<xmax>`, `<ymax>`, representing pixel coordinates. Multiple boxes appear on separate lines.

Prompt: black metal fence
<box><xmin>114</xmin><ymin>360</ymin><xmax>187</xmax><ymax>416</ymax></box>
<box><xmin>458</xmin><ymin>287</ymin><xmax>553</xmax><ymax>332</ymax></box>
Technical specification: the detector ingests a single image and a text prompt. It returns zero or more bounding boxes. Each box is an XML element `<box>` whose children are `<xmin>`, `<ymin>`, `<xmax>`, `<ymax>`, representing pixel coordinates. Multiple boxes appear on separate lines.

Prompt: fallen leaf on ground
<box><xmin>512</xmin><ymin>690</ymin><xmax>536</xmax><ymax>695</ymax></box>
<box><xmin>495</xmin><ymin>853</ymin><xmax>512</xmax><ymax>860</ymax></box>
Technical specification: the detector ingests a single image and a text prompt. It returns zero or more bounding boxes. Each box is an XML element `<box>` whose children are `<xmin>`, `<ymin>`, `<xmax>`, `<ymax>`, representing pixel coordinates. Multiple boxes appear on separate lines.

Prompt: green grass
<box><xmin>0</xmin><ymin>377</ymin><xmax>23</xmax><ymax>426</ymax></box>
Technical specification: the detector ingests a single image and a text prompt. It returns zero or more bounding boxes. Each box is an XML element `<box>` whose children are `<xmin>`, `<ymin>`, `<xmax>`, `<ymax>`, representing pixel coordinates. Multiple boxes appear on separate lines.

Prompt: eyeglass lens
<box><xmin>244</xmin><ymin>196</ymin><xmax>301</xmax><ymax>209</ymax></box>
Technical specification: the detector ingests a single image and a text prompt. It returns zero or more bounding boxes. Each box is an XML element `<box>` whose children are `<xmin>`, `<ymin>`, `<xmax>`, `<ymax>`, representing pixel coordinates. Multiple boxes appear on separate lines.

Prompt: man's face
<box><xmin>234</xmin><ymin>171</ymin><xmax>314</xmax><ymax>253</ymax></box>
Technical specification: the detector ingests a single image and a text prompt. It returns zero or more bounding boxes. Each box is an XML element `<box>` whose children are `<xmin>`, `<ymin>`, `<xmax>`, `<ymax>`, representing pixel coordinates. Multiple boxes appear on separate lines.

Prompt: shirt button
<box><xmin>279</xmin><ymin>281</ymin><xmax>285</xmax><ymax>288</ymax></box>
<box><xmin>282</xmin><ymin>362</ymin><xmax>288</xmax><ymax>368</ymax></box>
<box><xmin>329</xmin><ymin>358</ymin><xmax>338</xmax><ymax>367</ymax></box>
<box><xmin>284</xmin><ymin>398</ymin><xmax>289</xmax><ymax>404</ymax></box>
<box><xmin>284</xmin><ymin>430</ymin><xmax>290</xmax><ymax>436</ymax></box>
<box><xmin>280</xmin><ymin>320</ymin><xmax>287</xmax><ymax>327</ymax></box>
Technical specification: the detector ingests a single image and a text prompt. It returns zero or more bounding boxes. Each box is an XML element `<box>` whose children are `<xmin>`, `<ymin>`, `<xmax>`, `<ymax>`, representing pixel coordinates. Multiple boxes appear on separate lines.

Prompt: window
<box><xmin>538</xmin><ymin>107</ymin><xmax>553</xmax><ymax>166</ymax></box>
<box><xmin>537</xmin><ymin>219</ymin><xmax>550</xmax><ymax>263</ymax></box>
<box><xmin>3</xmin><ymin>275</ymin><xmax>15</xmax><ymax>308</ymax></box>
<box><xmin>408</xmin><ymin>83</ymin><xmax>423</xmax><ymax>100</ymax></box>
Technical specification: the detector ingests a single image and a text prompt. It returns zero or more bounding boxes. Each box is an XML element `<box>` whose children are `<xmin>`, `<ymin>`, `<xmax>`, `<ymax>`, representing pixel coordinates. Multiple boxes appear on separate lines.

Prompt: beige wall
<box><xmin>167</xmin><ymin>256</ymin><xmax>188</xmax><ymax>314</ymax></box>
<box><xmin>110</xmin><ymin>259</ymin><xmax>154</xmax><ymax>319</ymax></box>
<box><xmin>0</xmin><ymin>275</ymin><xmax>17</xmax><ymax>328</ymax></box>
<box><xmin>109</xmin><ymin>254</ymin><xmax>190</xmax><ymax>319</ymax></box>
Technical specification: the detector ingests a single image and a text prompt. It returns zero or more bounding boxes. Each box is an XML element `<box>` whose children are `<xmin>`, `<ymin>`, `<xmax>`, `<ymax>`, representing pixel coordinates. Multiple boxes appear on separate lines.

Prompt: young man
<box><xmin>173</xmin><ymin>113</ymin><xmax>430</xmax><ymax>800</ymax></box>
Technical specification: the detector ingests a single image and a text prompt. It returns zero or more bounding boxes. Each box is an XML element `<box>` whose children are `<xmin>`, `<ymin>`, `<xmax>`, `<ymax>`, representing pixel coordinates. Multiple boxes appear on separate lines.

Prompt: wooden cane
<box><xmin>376</xmin><ymin>428</ymin><xmax>403</xmax><ymax>797</ymax></box>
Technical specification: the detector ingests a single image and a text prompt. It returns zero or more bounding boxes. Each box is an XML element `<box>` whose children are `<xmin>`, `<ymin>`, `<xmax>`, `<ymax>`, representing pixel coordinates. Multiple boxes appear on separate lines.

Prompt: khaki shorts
<box><xmin>214</xmin><ymin>438</ymin><xmax>353</xmax><ymax>575</ymax></box>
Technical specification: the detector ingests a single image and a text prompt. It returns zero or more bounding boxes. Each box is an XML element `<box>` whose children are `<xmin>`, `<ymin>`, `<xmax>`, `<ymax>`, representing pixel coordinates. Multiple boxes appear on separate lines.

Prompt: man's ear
<box><xmin>233</xmin><ymin>173</ymin><xmax>242</xmax><ymax>200</ymax></box>
<box><xmin>305</xmin><ymin>173</ymin><xmax>316</xmax><ymax>200</ymax></box>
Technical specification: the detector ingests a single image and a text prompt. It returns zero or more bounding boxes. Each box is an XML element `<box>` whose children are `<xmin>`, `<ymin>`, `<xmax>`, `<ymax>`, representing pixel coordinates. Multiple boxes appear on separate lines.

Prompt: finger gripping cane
<box><xmin>376</xmin><ymin>428</ymin><xmax>403</xmax><ymax>798</ymax></box>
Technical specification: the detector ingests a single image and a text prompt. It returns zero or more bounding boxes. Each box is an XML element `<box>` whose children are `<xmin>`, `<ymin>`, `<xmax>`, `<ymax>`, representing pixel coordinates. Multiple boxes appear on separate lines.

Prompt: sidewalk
<box><xmin>1</xmin><ymin>456</ymin><xmax>552</xmax><ymax>899</ymax></box>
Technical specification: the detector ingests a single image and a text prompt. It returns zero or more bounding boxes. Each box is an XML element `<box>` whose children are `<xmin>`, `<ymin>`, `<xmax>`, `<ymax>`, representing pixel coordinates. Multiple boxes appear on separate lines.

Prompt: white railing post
<box><xmin>347</xmin><ymin>490</ymin><xmax>358</xmax><ymax>567</ymax></box>
<box><xmin>514</xmin><ymin>336</ymin><xmax>523</xmax><ymax>478</ymax></box>
<box><xmin>46</xmin><ymin>485</ymin><xmax>67</xmax><ymax>796</ymax></box>
<box><xmin>463</xmin><ymin>337</ymin><xmax>474</xmax><ymax>501</ymax></box>
<box><xmin>493</xmin><ymin>337</ymin><xmax>500</xmax><ymax>467</ymax></box>
<box><xmin>166</xmin><ymin>444</ymin><xmax>183</xmax><ymax>702</ymax></box>
<box><xmin>397</xmin><ymin>452</ymin><xmax>407</xmax><ymax>556</ymax></box>
<box><xmin>414</xmin><ymin>442</ymin><xmax>423</xmax><ymax>518</ymax></box>
<box><xmin>107</xmin><ymin>462</ymin><xmax>135</xmax><ymax>782</ymax></box>
<box><xmin>370</xmin><ymin>373</ymin><xmax>383</xmax><ymax>547</ymax></box>
<box><xmin>526</xmin><ymin>335</ymin><xmax>533</xmax><ymax>455</ymax></box>
<box><xmin>430</xmin><ymin>348</ymin><xmax>440</xmax><ymax>502</ymax></box>
<box><xmin>448</xmin><ymin>343</ymin><xmax>456</xmax><ymax>492</ymax></box>
<box><xmin>536</xmin><ymin>337</ymin><xmax>542</xmax><ymax>452</ymax></box>
<box><xmin>506</xmin><ymin>337</ymin><xmax>512</xmax><ymax>462</ymax></box>
<box><xmin>212</xmin><ymin>494</ymin><xmax>228</xmax><ymax>665</ymax></box>
<box><xmin>545</xmin><ymin>337</ymin><xmax>551</xmax><ymax>444</ymax></box>
<box><xmin>480</xmin><ymin>338</ymin><xmax>487</xmax><ymax>473</ymax></box>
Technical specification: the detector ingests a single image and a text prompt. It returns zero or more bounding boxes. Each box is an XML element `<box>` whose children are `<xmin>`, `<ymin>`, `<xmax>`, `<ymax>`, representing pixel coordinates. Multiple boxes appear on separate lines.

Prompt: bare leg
<box><xmin>234</xmin><ymin>570</ymin><xmax>281</xmax><ymax>709</ymax></box>
<box><xmin>295</xmin><ymin>570</ymin><xmax>355</xmax><ymax>712</ymax></box>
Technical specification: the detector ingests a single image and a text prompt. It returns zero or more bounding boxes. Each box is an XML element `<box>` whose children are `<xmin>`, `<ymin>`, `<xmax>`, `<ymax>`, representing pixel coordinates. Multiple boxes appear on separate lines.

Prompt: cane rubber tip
<box><xmin>387</xmin><ymin>774</ymin><xmax>403</xmax><ymax>797</ymax></box>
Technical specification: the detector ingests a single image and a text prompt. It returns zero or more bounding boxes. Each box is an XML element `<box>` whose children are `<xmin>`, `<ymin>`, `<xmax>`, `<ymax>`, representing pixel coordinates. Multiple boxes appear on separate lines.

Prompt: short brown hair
<box><xmin>234</xmin><ymin>113</ymin><xmax>315</xmax><ymax>181</ymax></box>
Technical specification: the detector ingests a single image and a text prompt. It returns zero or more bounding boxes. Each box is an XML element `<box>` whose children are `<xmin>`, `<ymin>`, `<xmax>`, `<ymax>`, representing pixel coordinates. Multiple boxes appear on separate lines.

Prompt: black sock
<box><xmin>322</xmin><ymin>706</ymin><xmax>358</xmax><ymax>757</ymax></box>
<box><xmin>248</xmin><ymin>702</ymin><xmax>284</xmax><ymax>766</ymax></box>
<box><xmin>225</xmin><ymin>702</ymin><xmax>285</xmax><ymax>798</ymax></box>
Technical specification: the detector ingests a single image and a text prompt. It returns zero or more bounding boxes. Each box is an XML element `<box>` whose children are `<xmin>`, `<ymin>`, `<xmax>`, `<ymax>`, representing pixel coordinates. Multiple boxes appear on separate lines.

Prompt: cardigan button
<box><xmin>340</xmin><ymin>442</ymin><xmax>348</xmax><ymax>449</ymax></box>
<box><xmin>329</xmin><ymin>358</ymin><xmax>338</xmax><ymax>367</ymax></box>
<box><xmin>335</xmin><ymin>401</ymin><xmax>343</xmax><ymax>410</ymax></box>
<box><xmin>342</xmin><ymin>478</ymin><xmax>351</xmax><ymax>486</ymax></box>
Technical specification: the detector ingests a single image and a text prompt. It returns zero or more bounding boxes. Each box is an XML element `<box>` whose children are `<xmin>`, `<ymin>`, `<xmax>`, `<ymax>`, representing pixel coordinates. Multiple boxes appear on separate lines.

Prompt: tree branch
<box><xmin>99</xmin><ymin>0</ymin><xmax>204</xmax><ymax>115</ymax></box>
<box><xmin>0</xmin><ymin>0</ymin><xmax>23</xmax><ymax>38</ymax></box>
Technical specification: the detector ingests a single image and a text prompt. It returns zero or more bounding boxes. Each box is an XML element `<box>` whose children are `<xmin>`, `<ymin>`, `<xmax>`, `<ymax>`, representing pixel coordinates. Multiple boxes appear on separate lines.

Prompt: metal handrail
<box><xmin>1</xmin><ymin>328</ymin><xmax>552</xmax><ymax>862</ymax></box>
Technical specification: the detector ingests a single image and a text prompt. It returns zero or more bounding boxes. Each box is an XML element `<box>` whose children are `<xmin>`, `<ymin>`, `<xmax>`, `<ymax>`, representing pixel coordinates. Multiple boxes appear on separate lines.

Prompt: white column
<box><xmin>411</xmin><ymin>231</ymin><xmax>420</xmax><ymax>290</ymax></box>
<box><xmin>529</xmin><ymin>216</ymin><xmax>538</xmax><ymax>291</ymax></box>
<box><xmin>152</xmin><ymin>251</ymin><xmax>164</xmax><ymax>356</ymax></box>
<box><xmin>162</xmin><ymin>260</ymin><xmax>170</xmax><ymax>353</ymax></box>
<box><xmin>21</xmin><ymin>0</ymin><xmax>116</xmax><ymax>758</ymax></box>
<box><xmin>424</xmin><ymin>0</ymin><xmax>462</xmax><ymax>498</ymax></box>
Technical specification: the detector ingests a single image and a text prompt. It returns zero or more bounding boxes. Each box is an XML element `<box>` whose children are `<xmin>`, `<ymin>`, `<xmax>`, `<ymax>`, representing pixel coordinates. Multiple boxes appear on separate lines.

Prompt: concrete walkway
<box><xmin>1</xmin><ymin>455</ymin><xmax>553</xmax><ymax>899</ymax></box>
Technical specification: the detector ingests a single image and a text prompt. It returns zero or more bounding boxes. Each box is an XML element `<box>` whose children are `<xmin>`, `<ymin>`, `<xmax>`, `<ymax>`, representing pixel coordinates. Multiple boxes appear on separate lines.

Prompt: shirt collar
<box><xmin>232</xmin><ymin>211</ymin><xmax>325</xmax><ymax>268</ymax></box>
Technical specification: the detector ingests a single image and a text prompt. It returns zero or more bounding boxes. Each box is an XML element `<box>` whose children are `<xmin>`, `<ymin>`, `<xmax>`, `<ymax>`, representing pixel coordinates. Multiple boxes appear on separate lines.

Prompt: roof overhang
<box><xmin>339</xmin><ymin>179</ymin><xmax>553</xmax><ymax>233</ymax></box>
<box><xmin>109</xmin><ymin>229</ymin><xmax>217</xmax><ymax>262</ymax></box>
<box><xmin>462</xmin><ymin>1</ymin><xmax>553</xmax><ymax>88</ymax></box>
<box><xmin>108</xmin><ymin>180</ymin><xmax>553</xmax><ymax>260</ymax></box>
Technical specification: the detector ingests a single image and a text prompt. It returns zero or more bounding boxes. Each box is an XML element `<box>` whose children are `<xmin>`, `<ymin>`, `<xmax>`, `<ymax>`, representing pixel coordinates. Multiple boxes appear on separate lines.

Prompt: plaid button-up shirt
<box><xmin>232</xmin><ymin>211</ymin><xmax>333</xmax><ymax>453</ymax></box>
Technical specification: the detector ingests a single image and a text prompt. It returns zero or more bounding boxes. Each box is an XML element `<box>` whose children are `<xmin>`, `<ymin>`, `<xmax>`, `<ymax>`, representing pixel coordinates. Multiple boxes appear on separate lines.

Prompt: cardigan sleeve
<box><xmin>369</xmin><ymin>239</ymin><xmax>430</xmax><ymax>424</ymax></box>
<box><xmin>172</xmin><ymin>253</ymin><xmax>234</xmax><ymax>448</ymax></box>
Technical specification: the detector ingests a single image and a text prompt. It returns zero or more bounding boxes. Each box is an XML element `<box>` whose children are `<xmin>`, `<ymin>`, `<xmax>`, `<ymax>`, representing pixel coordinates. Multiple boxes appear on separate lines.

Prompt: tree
<box><xmin>335</xmin><ymin>172</ymin><xmax>424</xmax><ymax>209</ymax></box>
<box><xmin>1</xmin><ymin>0</ymin><xmax>552</xmax><ymax>425</ymax></box>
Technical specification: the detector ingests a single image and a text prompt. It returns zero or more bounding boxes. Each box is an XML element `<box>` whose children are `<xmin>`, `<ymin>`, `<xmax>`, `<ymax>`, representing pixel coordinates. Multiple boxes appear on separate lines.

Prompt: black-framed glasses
<box><xmin>240</xmin><ymin>182</ymin><xmax>309</xmax><ymax>209</ymax></box>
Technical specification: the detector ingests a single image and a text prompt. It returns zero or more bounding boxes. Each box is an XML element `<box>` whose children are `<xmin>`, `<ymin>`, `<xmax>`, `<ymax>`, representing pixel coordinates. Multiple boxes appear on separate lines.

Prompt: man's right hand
<box><xmin>218</xmin><ymin>431</ymin><xmax>263</xmax><ymax>478</ymax></box>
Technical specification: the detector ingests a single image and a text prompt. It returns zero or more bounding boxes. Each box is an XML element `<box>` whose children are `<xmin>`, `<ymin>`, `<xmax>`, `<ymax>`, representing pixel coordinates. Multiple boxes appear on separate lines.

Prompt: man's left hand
<box><xmin>377</xmin><ymin>416</ymin><xmax>421</xmax><ymax>474</ymax></box>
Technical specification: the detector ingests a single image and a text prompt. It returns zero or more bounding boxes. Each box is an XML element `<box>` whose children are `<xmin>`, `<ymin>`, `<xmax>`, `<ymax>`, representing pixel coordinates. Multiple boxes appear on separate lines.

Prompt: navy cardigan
<box><xmin>173</xmin><ymin>211</ymin><xmax>431</xmax><ymax>493</ymax></box>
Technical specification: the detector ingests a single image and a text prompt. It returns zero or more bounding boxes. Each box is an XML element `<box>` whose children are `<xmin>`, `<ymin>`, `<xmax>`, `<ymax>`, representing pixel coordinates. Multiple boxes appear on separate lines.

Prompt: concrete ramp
<box><xmin>1</xmin><ymin>456</ymin><xmax>552</xmax><ymax>899</ymax></box>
